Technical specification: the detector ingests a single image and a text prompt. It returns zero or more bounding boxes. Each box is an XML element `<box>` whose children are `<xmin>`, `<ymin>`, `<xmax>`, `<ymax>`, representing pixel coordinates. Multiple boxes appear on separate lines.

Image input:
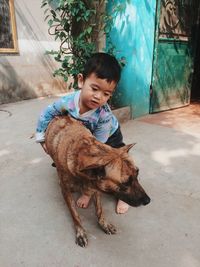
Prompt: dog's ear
<box><xmin>82</xmin><ymin>166</ymin><xmax>106</xmax><ymax>180</ymax></box>
<box><xmin>78</xmin><ymin>154</ymin><xmax>113</xmax><ymax>171</ymax></box>
<box><xmin>77</xmin><ymin>144</ymin><xmax>114</xmax><ymax>171</ymax></box>
<box><xmin>120</xmin><ymin>143</ymin><xmax>136</xmax><ymax>153</ymax></box>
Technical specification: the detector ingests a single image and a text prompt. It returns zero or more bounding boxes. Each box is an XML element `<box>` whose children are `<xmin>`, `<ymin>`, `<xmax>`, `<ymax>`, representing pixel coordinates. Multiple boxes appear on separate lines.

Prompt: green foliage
<box><xmin>41</xmin><ymin>0</ymin><xmax>127</xmax><ymax>88</ymax></box>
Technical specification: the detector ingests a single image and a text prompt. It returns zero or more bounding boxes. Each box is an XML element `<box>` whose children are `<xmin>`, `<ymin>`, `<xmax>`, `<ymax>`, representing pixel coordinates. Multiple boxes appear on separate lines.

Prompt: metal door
<box><xmin>150</xmin><ymin>0</ymin><xmax>199</xmax><ymax>113</ymax></box>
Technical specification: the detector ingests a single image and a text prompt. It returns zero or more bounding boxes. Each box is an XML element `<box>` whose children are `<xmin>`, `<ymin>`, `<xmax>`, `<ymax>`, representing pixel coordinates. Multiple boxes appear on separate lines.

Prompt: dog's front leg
<box><xmin>60</xmin><ymin>181</ymin><xmax>88</xmax><ymax>247</ymax></box>
<box><xmin>93</xmin><ymin>192</ymin><xmax>117</xmax><ymax>235</ymax></box>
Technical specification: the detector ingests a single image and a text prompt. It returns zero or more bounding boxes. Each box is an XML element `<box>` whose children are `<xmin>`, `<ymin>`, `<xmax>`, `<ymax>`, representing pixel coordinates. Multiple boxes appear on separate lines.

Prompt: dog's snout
<box><xmin>142</xmin><ymin>195</ymin><xmax>151</xmax><ymax>206</ymax></box>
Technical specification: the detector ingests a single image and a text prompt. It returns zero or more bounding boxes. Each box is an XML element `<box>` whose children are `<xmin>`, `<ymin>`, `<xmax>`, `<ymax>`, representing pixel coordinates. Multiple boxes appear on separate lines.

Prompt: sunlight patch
<box><xmin>181</xmin><ymin>253</ymin><xmax>200</xmax><ymax>267</ymax></box>
<box><xmin>152</xmin><ymin>149</ymin><xmax>188</xmax><ymax>165</ymax></box>
<box><xmin>0</xmin><ymin>149</ymin><xmax>10</xmax><ymax>157</ymax></box>
<box><xmin>114</xmin><ymin>4</ymin><xmax>136</xmax><ymax>34</ymax></box>
<box><xmin>29</xmin><ymin>158</ymin><xmax>43</xmax><ymax>164</ymax></box>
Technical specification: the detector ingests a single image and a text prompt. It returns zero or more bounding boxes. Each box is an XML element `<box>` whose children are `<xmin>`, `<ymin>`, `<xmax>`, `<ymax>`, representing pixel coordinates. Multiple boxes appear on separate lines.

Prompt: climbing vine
<box><xmin>41</xmin><ymin>0</ymin><xmax>127</xmax><ymax>88</ymax></box>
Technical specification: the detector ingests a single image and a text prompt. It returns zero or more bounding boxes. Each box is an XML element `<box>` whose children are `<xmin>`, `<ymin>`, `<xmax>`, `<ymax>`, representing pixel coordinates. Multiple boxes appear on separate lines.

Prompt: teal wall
<box><xmin>107</xmin><ymin>0</ymin><xmax>157</xmax><ymax>118</ymax></box>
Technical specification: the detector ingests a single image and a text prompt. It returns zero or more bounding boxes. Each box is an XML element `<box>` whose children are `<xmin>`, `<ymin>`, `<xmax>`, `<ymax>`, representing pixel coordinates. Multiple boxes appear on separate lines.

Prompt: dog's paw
<box><xmin>99</xmin><ymin>222</ymin><xmax>117</xmax><ymax>235</ymax></box>
<box><xmin>76</xmin><ymin>229</ymin><xmax>88</xmax><ymax>247</ymax></box>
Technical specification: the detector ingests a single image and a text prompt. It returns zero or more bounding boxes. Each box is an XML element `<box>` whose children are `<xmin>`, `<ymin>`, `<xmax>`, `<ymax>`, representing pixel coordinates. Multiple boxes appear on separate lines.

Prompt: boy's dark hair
<box><xmin>82</xmin><ymin>52</ymin><xmax>121</xmax><ymax>84</ymax></box>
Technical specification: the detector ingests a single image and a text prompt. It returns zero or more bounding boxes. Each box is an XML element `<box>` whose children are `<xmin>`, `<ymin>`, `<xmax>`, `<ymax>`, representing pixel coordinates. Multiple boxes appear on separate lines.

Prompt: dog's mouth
<box><xmin>96</xmin><ymin>178</ymin><xmax>150</xmax><ymax>207</ymax></box>
<box><xmin>116</xmin><ymin>193</ymin><xmax>151</xmax><ymax>207</ymax></box>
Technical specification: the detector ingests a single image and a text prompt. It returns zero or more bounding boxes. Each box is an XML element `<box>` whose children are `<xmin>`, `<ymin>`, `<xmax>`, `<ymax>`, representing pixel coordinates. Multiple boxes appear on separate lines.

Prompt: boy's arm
<box><xmin>94</xmin><ymin>114</ymin><xmax>118</xmax><ymax>143</ymax></box>
<box><xmin>36</xmin><ymin>98</ymin><xmax>66</xmax><ymax>143</ymax></box>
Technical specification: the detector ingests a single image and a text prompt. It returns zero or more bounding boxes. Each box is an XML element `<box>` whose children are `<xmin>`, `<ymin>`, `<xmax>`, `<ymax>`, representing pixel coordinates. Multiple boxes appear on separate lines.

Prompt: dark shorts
<box><xmin>105</xmin><ymin>126</ymin><xmax>125</xmax><ymax>148</ymax></box>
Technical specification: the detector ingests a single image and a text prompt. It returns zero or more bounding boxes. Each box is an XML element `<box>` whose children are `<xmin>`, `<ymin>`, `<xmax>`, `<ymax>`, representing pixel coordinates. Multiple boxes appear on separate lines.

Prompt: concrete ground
<box><xmin>0</xmin><ymin>97</ymin><xmax>200</xmax><ymax>267</ymax></box>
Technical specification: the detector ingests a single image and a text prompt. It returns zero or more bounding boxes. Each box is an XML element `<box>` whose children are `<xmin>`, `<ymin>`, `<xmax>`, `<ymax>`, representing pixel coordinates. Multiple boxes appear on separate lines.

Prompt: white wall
<box><xmin>0</xmin><ymin>0</ymin><xmax>67</xmax><ymax>104</ymax></box>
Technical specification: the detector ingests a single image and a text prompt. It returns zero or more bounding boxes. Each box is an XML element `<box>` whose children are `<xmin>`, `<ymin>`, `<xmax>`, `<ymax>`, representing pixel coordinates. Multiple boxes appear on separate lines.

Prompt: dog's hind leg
<box><xmin>93</xmin><ymin>192</ymin><xmax>117</xmax><ymax>235</ymax></box>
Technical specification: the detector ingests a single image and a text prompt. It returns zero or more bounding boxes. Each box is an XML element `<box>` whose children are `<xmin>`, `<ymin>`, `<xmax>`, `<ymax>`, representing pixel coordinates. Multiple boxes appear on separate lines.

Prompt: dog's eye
<box><xmin>122</xmin><ymin>176</ymin><xmax>133</xmax><ymax>187</ymax></box>
<box><xmin>91</xmin><ymin>167</ymin><xmax>106</xmax><ymax>179</ymax></box>
<box><xmin>119</xmin><ymin>184</ymin><xmax>127</xmax><ymax>192</ymax></box>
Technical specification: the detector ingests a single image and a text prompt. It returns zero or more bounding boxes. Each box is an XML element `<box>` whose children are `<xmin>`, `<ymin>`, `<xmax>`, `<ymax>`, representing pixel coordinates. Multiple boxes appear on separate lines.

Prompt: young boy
<box><xmin>36</xmin><ymin>52</ymin><xmax>129</xmax><ymax>214</ymax></box>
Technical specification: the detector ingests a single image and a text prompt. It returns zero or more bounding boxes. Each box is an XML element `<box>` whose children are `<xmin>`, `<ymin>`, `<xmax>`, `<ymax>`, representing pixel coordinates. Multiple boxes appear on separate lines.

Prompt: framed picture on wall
<box><xmin>0</xmin><ymin>0</ymin><xmax>18</xmax><ymax>53</ymax></box>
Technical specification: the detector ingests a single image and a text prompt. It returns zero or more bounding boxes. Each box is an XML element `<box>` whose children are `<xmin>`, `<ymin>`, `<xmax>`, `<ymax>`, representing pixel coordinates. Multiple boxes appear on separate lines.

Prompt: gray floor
<box><xmin>0</xmin><ymin>97</ymin><xmax>200</xmax><ymax>267</ymax></box>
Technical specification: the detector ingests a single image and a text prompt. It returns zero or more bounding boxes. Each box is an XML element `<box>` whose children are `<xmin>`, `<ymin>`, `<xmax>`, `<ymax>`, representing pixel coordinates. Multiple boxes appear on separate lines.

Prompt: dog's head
<box><xmin>78</xmin><ymin>142</ymin><xmax>150</xmax><ymax>207</ymax></box>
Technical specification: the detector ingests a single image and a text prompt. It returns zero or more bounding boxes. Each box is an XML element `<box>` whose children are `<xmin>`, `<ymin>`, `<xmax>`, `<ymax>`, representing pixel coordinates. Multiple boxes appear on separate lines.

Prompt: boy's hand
<box><xmin>40</xmin><ymin>142</ymin><xmax>48</xmax><ymax>154</ymax></box>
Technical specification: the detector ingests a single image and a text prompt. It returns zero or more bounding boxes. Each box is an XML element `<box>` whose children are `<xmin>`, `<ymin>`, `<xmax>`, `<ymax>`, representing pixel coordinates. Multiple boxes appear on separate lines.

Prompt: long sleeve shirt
<box><xmin>36</xmin><ymin>90</ymin><xmax>119</xmax><ymax>143</ymax></box>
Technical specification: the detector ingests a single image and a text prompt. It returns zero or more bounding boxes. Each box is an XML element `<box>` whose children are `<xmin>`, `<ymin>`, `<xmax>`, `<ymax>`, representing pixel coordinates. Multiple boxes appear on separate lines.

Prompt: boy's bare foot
<box><xmin>77</xmin><ymin>194</ymin><xmax>91</xmax><ymax>208</ymax></box>
<box><xmin>116</xmin><ymin>200</ymin><xmax>129</xmax><ymax>214</ymax></box>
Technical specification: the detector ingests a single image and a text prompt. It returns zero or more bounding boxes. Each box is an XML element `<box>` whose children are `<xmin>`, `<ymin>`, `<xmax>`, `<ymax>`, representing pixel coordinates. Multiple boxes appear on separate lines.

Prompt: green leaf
<box><xmin>53</xmin><ymin>18</ymin><xmax>60</xmax><ymax>23</ymax></box>
<box><xmin>50</xmin><ymin>10</ymin><xmax>57</xmax><ymax>17</ymax></box>
<box><xmin>86</xmin><ymin>26</ymin><xmax>92</xmax><ymax>34</ymax></box>
<box><xmin>48</xmin><ymin>19</ymin><xmax>54</xmax><ymax>26</ymax></box>
<box><xmin>41</xmin><ymin>2</ymin><xmax>47</xmax><ymax>8</ymax></box>
<box><xmin>44</xmin><ymin>8</ymin><xmax>49</xmax><ymax>14</ymax></box>
<box><xmin>63</xmin><ymin>76</ymin><xmax>68</xmax><ymax>82</ymax></box>
<box><xmin>42</xmin><ymin>0</ymin><xmax>126</xmax><ymax>87</ymax></box>
<box><xmin>45</xmin><ymin>50</ymin><xmax>58</xmax><ymax>55</ymax></box>
<box><xmin>44</xmin><ymin>14</ymin><xmax>50</xmax><ymax>21</ymax></box>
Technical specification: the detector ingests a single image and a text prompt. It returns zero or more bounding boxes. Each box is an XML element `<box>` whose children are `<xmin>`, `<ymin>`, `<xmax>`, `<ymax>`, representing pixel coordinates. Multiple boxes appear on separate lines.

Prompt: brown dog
<box><xmin>45</xmin><ymin>115</ymin><xmax>150</xmax><ymax>247</ymax></box>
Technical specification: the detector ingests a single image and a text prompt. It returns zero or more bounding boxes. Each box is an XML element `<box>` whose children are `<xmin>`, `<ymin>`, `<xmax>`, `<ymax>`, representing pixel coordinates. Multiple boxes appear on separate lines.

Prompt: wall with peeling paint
<box><xmin>0</xmin><ymin>0</ymin><xmax>67</xmax><ymax>105</ymax></box>
<box><xmin>108</xmin><ymin>0</ymin><xmax>156</xmax><ymax>118</ymax></box>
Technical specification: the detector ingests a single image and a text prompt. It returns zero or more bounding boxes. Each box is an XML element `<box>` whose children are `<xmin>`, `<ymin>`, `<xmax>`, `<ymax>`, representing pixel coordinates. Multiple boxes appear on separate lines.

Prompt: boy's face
<box><xmin>78</xmin><ymin>73</ymin><xmax>116</xmax><ymax>114</ymax></box>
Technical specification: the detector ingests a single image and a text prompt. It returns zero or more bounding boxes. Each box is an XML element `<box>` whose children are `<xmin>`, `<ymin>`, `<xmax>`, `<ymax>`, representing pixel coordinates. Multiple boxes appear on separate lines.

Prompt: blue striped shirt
<box><xmin>36</xmin><ymin>90</ymin><xmax>119</xmax><ymax>143</ymax></box>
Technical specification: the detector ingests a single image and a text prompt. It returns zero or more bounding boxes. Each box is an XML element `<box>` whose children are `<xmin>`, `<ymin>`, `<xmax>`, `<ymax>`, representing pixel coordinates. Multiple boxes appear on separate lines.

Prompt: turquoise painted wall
<box><xmin>107</xmin><ymin>0</ymin><xmax>157</xmax><ymax>117</ymax></box>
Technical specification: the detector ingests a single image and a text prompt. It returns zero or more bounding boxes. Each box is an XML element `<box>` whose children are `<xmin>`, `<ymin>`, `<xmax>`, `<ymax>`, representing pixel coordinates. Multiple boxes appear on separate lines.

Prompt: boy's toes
<box><xmin>77</xmin><ymin>195</ymin><xmax>91</xmax><ymax>208</ymax></box>
<box><xmin>116</xmin><ymin>200</ymin><xmax>129</xmax><ymax>214</ymax></box>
